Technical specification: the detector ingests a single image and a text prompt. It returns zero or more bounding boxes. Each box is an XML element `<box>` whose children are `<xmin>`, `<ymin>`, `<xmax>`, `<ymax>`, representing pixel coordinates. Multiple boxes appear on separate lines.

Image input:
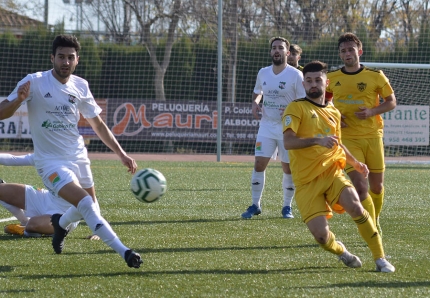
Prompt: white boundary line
<box><xmin>0</xmin><ymin>216</ymin><xmax>17</xmax><ymax>223</ymax></box>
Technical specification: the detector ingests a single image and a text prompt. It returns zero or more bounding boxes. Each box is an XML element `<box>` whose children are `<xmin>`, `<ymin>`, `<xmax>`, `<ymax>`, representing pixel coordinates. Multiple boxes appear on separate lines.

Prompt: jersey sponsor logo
<box><xmin>44</xmin><ymin>92</ymin><xmax>52</xmax><ymax>98</ymax></box>
<box><xmin>263</xmin><ymin>81</ymin><xmax>267</xmax><ymax>85</ymax></box>
<box><xmin>311</xmin><ymin>112</ymin><xmax>317</xmax><ymax>118</ymax></box>
<box><xmin>48</xmin><ymin>172</ymin><xmax>60</xmax><ymax>185</ymax></box>
<box><xmin>68</xmin><ymin>94</ymin><xmax>77</xmax><ymax>104</ymax></box>
<box><xmin>41</xmin><ymin>119</ymin><xmax>77</xmax><ymax>130</ymax></box>
<box><xmin>335</xmin><ymin>81</ymin><xmax>341</xmax><ymax>86</ymax></box>
<box><xmin>279</xmin><ymin>81</ymin><xmax>286</xmax><ymax>89</ymax></box>
<box><xmin>357</xmin><ymin>82</ymin><xmax>367</xmax><ymax>92</ymax></box>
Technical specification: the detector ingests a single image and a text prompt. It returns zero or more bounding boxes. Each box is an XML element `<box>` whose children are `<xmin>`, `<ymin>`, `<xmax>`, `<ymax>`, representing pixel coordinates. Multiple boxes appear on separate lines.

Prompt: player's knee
<box><xmin>370</xmin><ymin>184</ymin><xmax>383</xmax><ymax>195</ymax></box>
<box><xmin>312</xmin><ymin>232</ymin><xmax>329</xmax><ymax>244</ymax></box>
<box><xmin>24</xmin><ymin>221</ymin><xmax>39</xmax><ymax>233</ymax></box>
<box><xmin>354</xmin><ymin>185</ymin><xmax>368</xmax><ymax>200</ymax></box>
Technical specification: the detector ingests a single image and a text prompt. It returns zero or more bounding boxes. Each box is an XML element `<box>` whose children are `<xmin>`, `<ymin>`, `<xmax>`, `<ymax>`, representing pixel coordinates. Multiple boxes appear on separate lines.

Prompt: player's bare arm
<box><xmin>86</xmin><ymin>116</ymin><xmax>137</xmax><ymax>174</ymax></box>
<box><xmin>341</xmin><ymin>144</ymin><xmax>369</xmax><ymax>178</ymax></box>
<box><xmin>252</xmin><ymin>93</ymin><xmax>262</xmax><ymax>120</ymax></box>
<box><xmin>354</xmin><ymin>93</ymin><xmax>397</xmax><ymax>119</ymax></box>
<box><xmin>0</xmin><ymin>81</ymin><xmax>30</xmax><ymax>120</ymax></box>
<box><xmin>283</xmin><ymin>129</ymin><xmax>338</xmax><ymax>150</ymax></box>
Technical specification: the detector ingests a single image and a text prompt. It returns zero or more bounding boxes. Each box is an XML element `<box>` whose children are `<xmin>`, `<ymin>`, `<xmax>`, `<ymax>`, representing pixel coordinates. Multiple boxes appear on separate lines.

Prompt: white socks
<box><xmin>76</xmin><ymin>196</ymin><xmax>129</xmax><ymax>257</ymax></box>
<box><xmin>251</xmin><ymin>170</ymin><xmax>265</xmax><ymax>207</ymax></box>
<box><xmin>0</xmin><ymin>201</ymin><xmax>28</xmax><ymax>225</ymax></box>
<box><xmin>282</xmin><ymin>173</ymin><xmax>295</xmax><ymax>207</ymax></box>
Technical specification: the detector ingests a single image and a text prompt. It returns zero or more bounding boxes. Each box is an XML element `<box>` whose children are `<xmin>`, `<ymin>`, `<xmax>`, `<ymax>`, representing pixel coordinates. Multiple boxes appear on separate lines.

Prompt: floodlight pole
<box><xmin>216</xmin><ymin>0</ymin><xmax>223</xmax><ymax>162</ymax></box>
<box><xmin>44</xmin><ymin>0</ymin><xmax>49</xmax><ymax>29</ymax></box>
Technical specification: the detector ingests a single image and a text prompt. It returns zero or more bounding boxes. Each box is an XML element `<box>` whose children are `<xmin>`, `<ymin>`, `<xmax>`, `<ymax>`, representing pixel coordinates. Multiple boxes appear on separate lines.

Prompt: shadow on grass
<box><xmin>14</xmin><ymin>266</ymin><xmax>350</xmax><ymax>279</ymax></box>
<box><xmin>58</xmin><ymin>243</ymin><xmax>317</xmax><ymax>256</ymax></box>
<box><xmin>0</xmin><ymin>265</ymin><xmax>13</xmax><ymax>272</ymax></box>
<box><xmin>95</xmin><ymin>216</ymin><xmax>299</xmax><ymax>226</ymax></box>
<box><xmin>295</xmin><ymin>280</ymin><xmax>430</xmax><ymax>288</ymax></box>
<box><xmin>0</xmin><ymin>289</ymin><xmax>36</xmax><ymax>294</ymax></box>
<box><xmin>14</xmin><ymin>270</ymin><xmax>430</xmax><ymax>285</ymax></box>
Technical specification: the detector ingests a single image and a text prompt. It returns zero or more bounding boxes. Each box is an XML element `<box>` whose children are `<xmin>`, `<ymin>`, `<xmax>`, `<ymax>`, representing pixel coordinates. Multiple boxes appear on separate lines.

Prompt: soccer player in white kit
<box><xmin>0</xmin><ymin>153</ymin><xmax>94</xmax><ymax>238</ymax></box>
<box><xmin>0</xmin><ymin>179</ymin><xmax>82</xmax><ymax>237</ymax></box>
<box><xmin>241</xmin><ymin>36</ymin><xmax>306</xmax><ymax>219</ymax></box>
<box><xmin>0</xmin><ymin>34</ymin><xmax>142</xmax><ymax>268</ymax></box>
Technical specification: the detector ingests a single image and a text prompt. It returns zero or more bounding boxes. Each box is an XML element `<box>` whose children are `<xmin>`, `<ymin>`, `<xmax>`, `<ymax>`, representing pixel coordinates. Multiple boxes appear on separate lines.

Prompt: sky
<box><xmin>15</xmin><ymin>0</ymin><xmax>84</xmax><ymax>31</ymax></box>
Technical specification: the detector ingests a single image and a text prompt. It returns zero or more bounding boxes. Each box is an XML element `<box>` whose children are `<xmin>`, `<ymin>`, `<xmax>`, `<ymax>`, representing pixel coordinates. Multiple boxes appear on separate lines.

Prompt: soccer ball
<box><xmin>130</xmin><ymin>168</ymin><xmax>167</xmax><ymax>203</ymax></box>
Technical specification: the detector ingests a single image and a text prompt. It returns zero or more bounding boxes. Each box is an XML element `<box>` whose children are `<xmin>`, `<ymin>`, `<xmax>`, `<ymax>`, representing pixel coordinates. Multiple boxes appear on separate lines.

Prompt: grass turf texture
<box><xmin>0</xmin><ymin>161</ymin><xmax>429</xmax><ymax>297</ymax></box>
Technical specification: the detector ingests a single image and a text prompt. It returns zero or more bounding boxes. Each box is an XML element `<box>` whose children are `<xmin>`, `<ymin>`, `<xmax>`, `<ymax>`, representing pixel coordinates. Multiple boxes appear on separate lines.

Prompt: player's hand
<box><xmin>121</xmin><ymin>155</ymin><xmax>137</xmax><ymax>174</ymax></box>
<box><xmin>340</xmin><ymin>114</ymin><xmax>347</xmax><ymax>127</ymax></box>
<box><xmin>17</xmin><ymin>81</ymin><xmax>30</xmax><ymax>102</ymax></box>
<box><xmin>355</xmin><ymin>106</ymin><xmax>374</xmax><ymax>119</ymax></box>
<box><xmin>86</xmin><ymin>234</ymin><xmax>100</xmax><ymax>240</ymax></box>
<box><xmin>354</xmin><ymin>161</ymin><xmax>369</xmax><ymax>178</ymax></box>
<box><xmin>319</xmin><ymin>135</ymin><xmax>339</xmax><ymax>148</ymax></box>
<box><xmin>279</xmin><ymin>107</ymin><xmax>285</xmax><ymax>117</ymax></box>
<box><xmin>252</xmin><ymin>102</ymin><xmax>262</xmax><ymax>120</ymax></box>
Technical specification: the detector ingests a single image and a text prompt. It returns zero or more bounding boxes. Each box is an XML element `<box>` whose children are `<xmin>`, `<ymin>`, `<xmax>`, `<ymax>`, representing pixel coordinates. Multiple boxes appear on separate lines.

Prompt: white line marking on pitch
<box><xmin>0</xmin><ymin>216</ymin><xmax>17</xmax><ymax>223</ymax></box>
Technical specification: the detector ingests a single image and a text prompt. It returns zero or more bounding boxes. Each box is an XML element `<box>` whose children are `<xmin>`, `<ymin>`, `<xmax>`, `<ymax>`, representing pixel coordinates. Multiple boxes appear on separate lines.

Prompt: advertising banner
<box><xmin>383</xmin><ymin>105</ymin><xmax>429</xmax><ymax>145</ymax></box>
<box><xmin>106</xmin><ymin>100</ymin><xmax>260</xmax><ymax>143</ymax></box>
<box><xmin>0</xmin><ymin>104</ymin><xmax>31</xmax><ymax>139</ymax></box>
<box><xmin>2</xmin><ymin>100</ymin><xmax>429</xmax><ymax>146</ymax></box>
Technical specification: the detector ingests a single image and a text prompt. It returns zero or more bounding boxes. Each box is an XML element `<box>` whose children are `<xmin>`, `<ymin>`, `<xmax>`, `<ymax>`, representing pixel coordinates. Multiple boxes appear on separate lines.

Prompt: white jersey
<box><xmin>7</xmin><ymin>70</ymin><xmax>101</xmax><ymax>168</ymax></box>
<box><xmin>253</xmin><ymin>65</ymin><xmax>305</xmax><ymax>139</ymax></box>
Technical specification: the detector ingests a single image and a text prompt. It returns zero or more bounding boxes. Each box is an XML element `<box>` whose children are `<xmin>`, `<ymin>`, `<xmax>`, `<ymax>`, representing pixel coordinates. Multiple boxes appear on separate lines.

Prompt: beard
<box><xmin>53</xmin><ymin>64</ymin><xmax>74</xmax><ymax>79</ymax></box>
<box><xmin>272</xmin><ymin>55</ymin><xmax>285</xmax><ymax>66</ymax></box>
<box><xmin>306</xmin><ymin>89</ymin><xmax>323</xmax><ymax>99</ymax></box>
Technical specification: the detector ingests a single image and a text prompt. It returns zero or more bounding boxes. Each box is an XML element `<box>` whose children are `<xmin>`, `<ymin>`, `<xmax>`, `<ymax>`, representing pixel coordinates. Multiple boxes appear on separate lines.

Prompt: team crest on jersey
<box><xmin>68</xmin><ymin>94</ymin><xmax>77</xmax><ymax>104</ymax></box>
<box><xmin>48</xmin><ymin>172</ymin><xmax>61</xmax><ymax>186</ymax></box>
<box><xmin>279</xmin><ymin>81</ymin><xmax>286</xmax><ymax>89</ymax></box>
<box><xmin>357</xmin><ymin>82</ymin><xmax>367</xmax><ymax>92</ymax></box>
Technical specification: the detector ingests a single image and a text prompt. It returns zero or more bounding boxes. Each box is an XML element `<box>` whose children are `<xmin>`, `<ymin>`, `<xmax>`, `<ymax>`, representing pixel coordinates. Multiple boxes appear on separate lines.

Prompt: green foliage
<box><xmin>0</xmin><ymin>161</ymin><xmax>429</xmax><ymax>297</ymax></box>
<box><xmin>165</xmin><ymin>36</ymin><xmax>196</xmax><ymax>101</ymax></box>
<box><xmin>97</xmin><ymin>43</ymin><xmax>155</xmax><ymax>99</ymax></box>
<box><xmin>0</xmin><ymin>28</ymin><xmax>429</xmax><ymax>101</ymax></box>
<box><xmin>74</xmin><ymin>37</ymin><xmax>102</xmax><ymax>92</ymax></box>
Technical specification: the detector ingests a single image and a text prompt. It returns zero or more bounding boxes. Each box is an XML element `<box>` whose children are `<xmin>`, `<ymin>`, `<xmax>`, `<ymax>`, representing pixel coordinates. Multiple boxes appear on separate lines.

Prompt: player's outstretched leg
<box><xmin>51</xmin><ymin>213</ymin><xmax>69</xmax><ymax>254</ymax></box>
<box><xmin>124</xmin><ymin>250</ymin><xmax>143</xmax><ymax>268</ymax></box>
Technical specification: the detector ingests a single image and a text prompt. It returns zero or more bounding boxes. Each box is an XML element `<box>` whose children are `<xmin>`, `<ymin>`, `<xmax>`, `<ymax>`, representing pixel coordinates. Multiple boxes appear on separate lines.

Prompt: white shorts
<box><xmin>254</xmin><ymin>135</ymin><xmax>290</xmax><ymax>163</ymax></box>
<box><xmin>36</xmin><ymin>157</ymin><xmax>94</xmax><ymax>196</ymax></box>
<box><xmin>25</xmin><ymin>185</ymin><xmax>80</xmax><ymax>232</ymax></box>
<box><xmin>24</xmin><ymin>185</ymin><xmax>72</xmax><ymax>217</ymax></box>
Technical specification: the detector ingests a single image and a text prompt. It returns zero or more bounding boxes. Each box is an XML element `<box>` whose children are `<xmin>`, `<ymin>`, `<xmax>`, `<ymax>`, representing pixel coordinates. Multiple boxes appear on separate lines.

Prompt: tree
<box><xmin>125</xmin><ymin>0</ymin><xmax>184</xmax><ymax>101</ymax></box>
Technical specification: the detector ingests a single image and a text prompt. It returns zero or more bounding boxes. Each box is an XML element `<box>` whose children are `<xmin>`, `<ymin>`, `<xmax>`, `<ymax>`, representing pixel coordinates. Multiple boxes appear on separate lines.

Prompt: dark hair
<box><xmin>269</xmin><ymin>36</ymin><xmax>290</xmax><ymax>49</ymax></box>
<box><xmin>289</xmin><ymin>44</ymin><xmax>302</xmax><ymax>55</ymax></box>
<box><xmin>337</xmin><ymin>32</ymin><xmax>362</xmax><ymax>50</ymax></box>
<box><xmin>52</xmin><ymin>34</ymin><xmax>81</xmax><ymax>56</ymax></box>
<box><xmin>302</xmin><ymin>61</ymin><xmax>328</xmax><ymax>76</ymax></box>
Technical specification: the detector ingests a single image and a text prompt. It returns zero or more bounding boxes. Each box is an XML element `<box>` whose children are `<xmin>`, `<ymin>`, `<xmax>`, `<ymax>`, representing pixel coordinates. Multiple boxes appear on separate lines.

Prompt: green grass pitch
<box><xmin>0</xmin><ymin>160</ymin><xmax>429</xmax><ymax>297</ymax></box>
